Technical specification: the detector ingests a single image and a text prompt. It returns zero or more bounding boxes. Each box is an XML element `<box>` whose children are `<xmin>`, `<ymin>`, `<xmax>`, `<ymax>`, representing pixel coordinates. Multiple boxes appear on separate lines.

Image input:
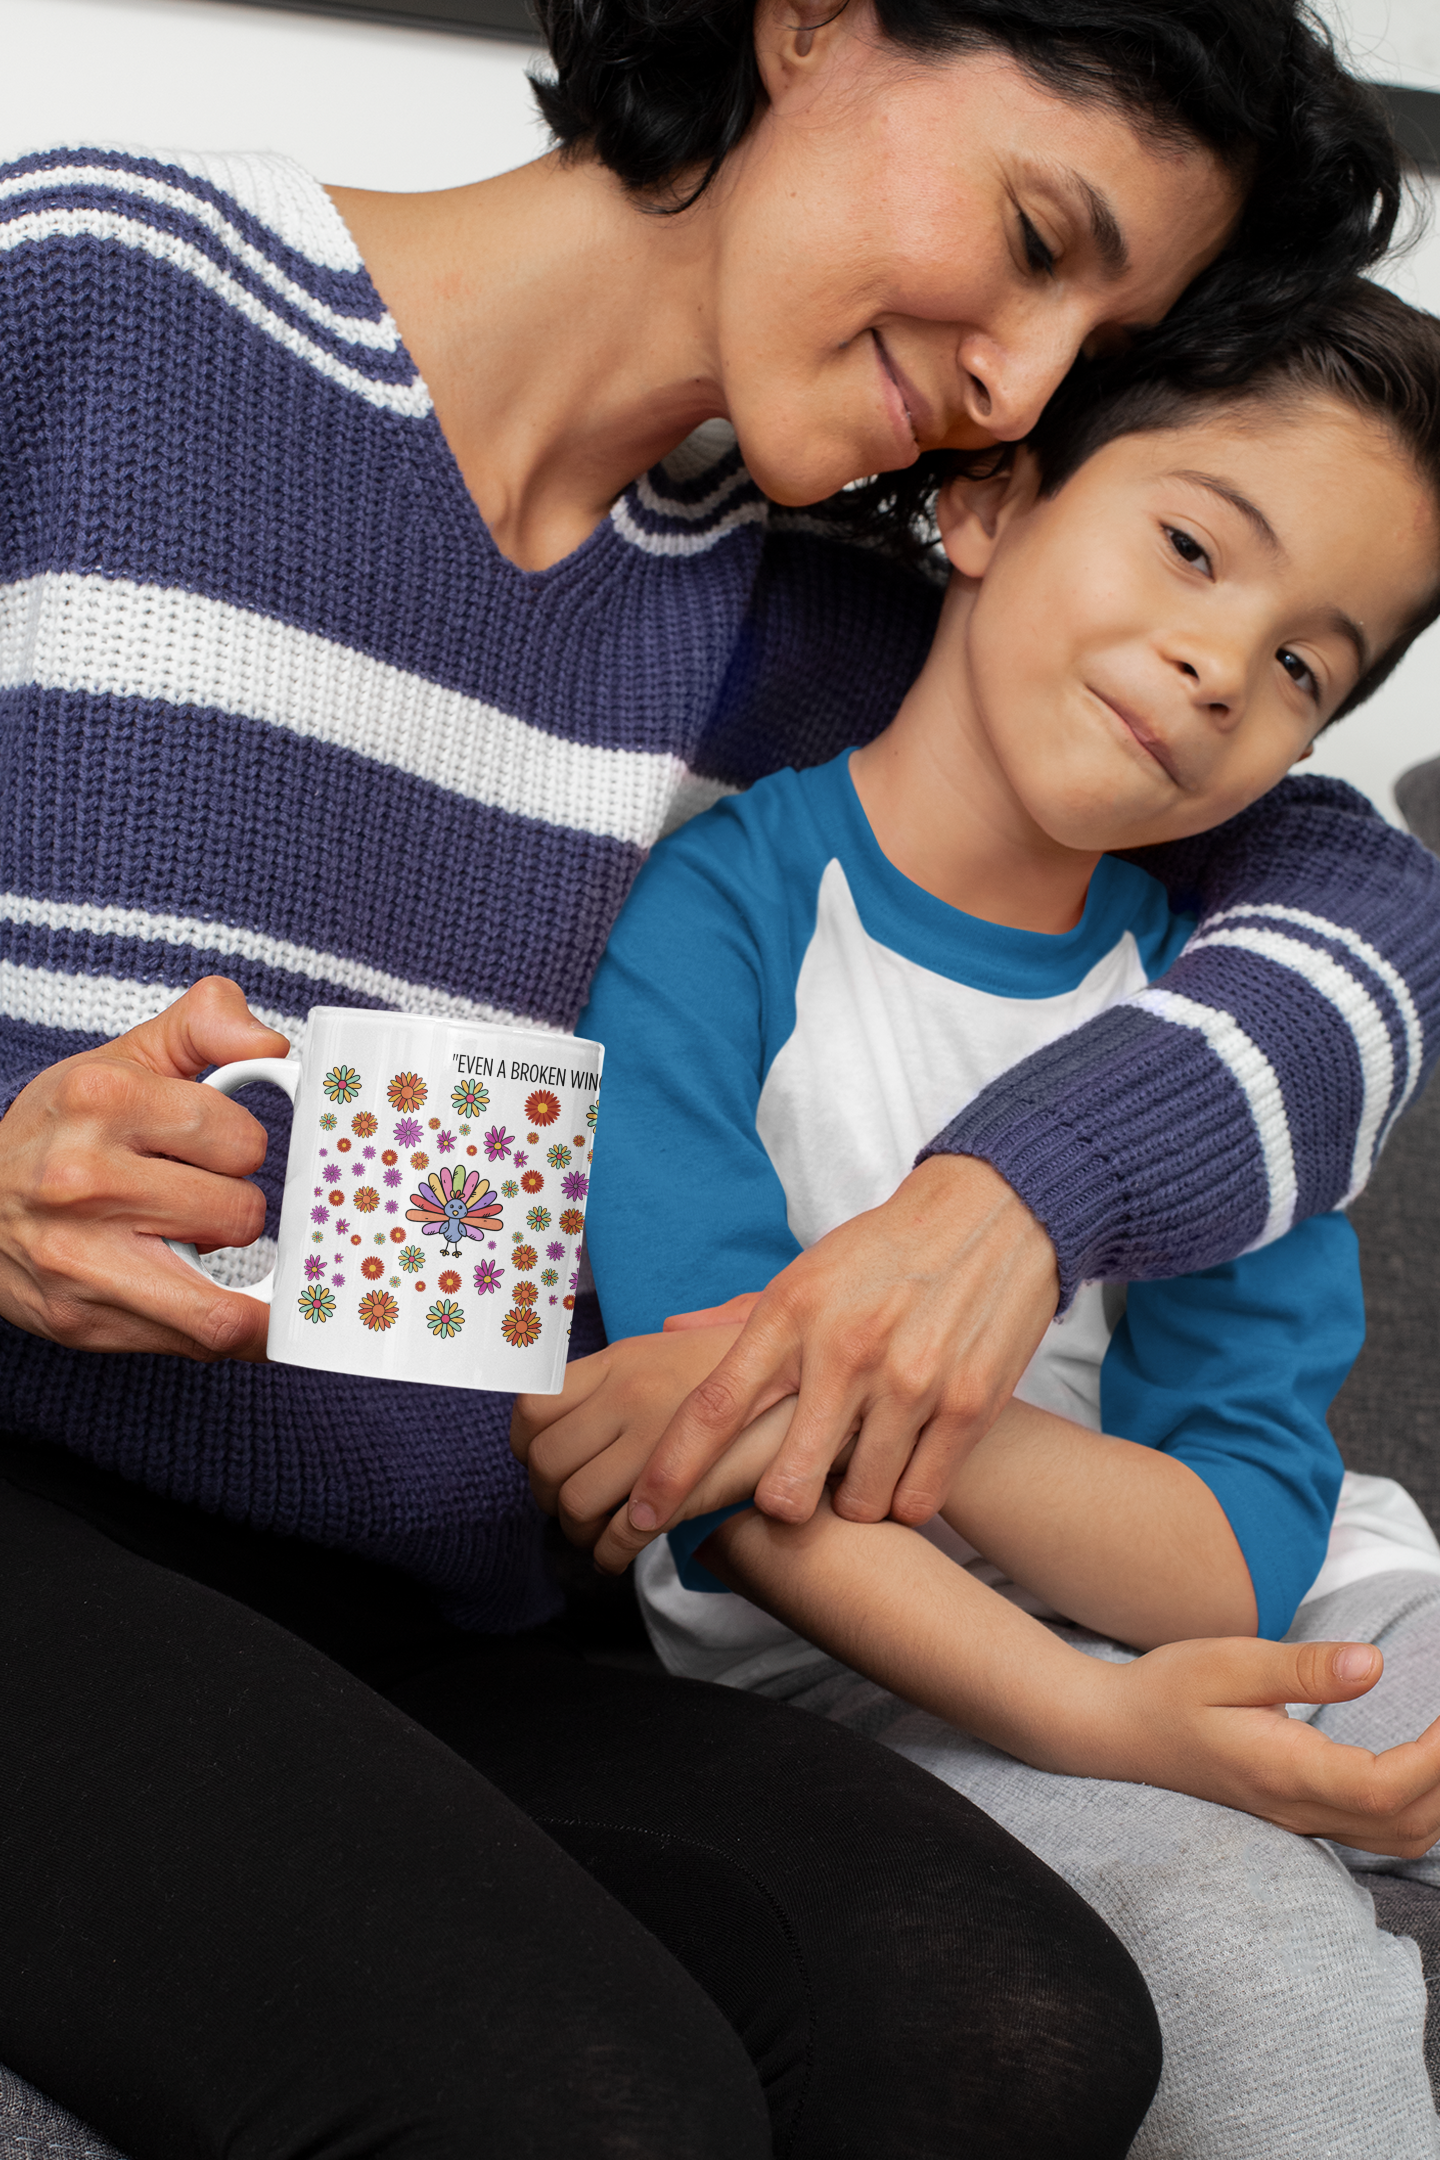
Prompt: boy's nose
<box><xmin>1170</xmin><ymin>648</ymin><xmax>1245</xmax><ymax>729</ymax></box>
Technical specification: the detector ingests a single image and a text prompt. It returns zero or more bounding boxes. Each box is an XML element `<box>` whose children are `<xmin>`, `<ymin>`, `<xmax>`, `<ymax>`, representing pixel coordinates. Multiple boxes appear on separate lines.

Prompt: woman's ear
<box><xmin>936</xmin><ymin>449</ymin><xmax>1041</xmax><ymax>579</ymax></box>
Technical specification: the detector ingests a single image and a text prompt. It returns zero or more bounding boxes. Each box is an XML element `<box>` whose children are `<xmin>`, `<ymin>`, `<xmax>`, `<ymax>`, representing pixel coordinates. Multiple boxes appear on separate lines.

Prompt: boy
<box><xmin>524</xmin><ymin>280</ymin><xmax>1440</xmax><ymax>2155</ymax></box>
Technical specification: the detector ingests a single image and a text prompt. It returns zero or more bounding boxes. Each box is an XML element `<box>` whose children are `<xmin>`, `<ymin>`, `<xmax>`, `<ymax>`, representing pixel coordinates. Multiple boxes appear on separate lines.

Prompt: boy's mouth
<box><xmin>1090</xmin><ymin>688</ymin><xmax>1182</xmax><ymax>785</ymax></box>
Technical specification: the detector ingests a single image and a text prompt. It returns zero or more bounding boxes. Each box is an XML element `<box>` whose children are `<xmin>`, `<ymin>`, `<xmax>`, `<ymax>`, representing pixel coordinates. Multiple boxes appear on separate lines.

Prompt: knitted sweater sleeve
<box><xmin>921</xmin><ymin>775</ymin><xmax>1440</xmax><ymax>1305</ymax></box>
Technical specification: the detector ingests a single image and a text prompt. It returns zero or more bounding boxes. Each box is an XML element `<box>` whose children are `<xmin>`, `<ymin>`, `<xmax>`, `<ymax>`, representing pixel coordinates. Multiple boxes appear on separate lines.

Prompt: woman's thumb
<box><xmin>113</xmin><ymin>976</ymin><xmax>290</xmax><ymax>1081</ymax></box>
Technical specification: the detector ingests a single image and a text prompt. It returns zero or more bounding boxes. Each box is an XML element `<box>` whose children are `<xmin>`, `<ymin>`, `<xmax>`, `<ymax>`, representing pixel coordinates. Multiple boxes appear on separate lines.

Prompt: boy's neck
<box><xmin>850</xmin><ymin>587</ymin><xmax>1103</xmax><ymax>936</ymax></box>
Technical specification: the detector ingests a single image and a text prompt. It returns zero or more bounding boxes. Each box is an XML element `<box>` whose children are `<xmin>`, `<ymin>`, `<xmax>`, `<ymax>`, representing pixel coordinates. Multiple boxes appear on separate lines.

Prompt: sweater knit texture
<box><xmin>0</xmin><ymin>145</ymin><xmax>1435</xmax><ymax>1628</ymax></box>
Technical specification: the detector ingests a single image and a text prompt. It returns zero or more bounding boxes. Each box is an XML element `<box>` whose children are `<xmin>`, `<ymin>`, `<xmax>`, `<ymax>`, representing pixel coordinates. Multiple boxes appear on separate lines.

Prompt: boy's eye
<box><xmin>1278</xmin><ymin>648</ymin><xmax>1318</xmax><ymax>699</ymax></box>
<box><xmin>1164</xmin><ymin>526</ymin><xmax>1212</xmax><ymax>575</ymax></box>
<box><xmin>1019</xmin><ymin>213</ymin><xmax>1056</xmax><ymax>278</ymax></box>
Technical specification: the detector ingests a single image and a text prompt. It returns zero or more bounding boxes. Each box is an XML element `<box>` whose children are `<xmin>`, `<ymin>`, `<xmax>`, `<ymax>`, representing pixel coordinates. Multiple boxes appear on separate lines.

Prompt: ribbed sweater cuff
<box><xmin>918</xmin><ymin>1003</ymin><xmax>1274</xmax><ymax>1308</ymax></box>
<box><xmin>919</xmin><ymin>1103</ymin><xmax>1129</xmax><ymax>1313</ymax></box>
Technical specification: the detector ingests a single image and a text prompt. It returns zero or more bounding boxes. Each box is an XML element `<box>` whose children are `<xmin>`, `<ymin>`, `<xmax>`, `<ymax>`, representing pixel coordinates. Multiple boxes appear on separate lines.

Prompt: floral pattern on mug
<box><xmin>387</xmin><ymin>1072</ymin><xmax>428</xmax><ymax>1112</ymax></box>
<box><xmin>323</xmin><ymin>1065</ymin><xmax>362</xmax><ymax>1104</ymax></box>
<box><xmin>358</xmin><ymin>1289</ymin><xmax>400</xmax><ymax>1332</ymax></box>
<box><xmin>501</xmin><ymin>1307</ymin><xmax>542</xmax><ymax>1348</ymax></box>
<box><xmin>427</xmin><ymin>1298</ymin><xmax>464</xmax><ymax>1339</ymax></box>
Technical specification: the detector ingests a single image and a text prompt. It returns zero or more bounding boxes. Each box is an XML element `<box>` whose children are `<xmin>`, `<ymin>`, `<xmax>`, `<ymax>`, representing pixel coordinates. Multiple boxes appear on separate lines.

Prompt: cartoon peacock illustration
<box><xmin>405</xmin><ymin>1167</ymin><xmax>503</xmax><ymax>1257</ymax></box>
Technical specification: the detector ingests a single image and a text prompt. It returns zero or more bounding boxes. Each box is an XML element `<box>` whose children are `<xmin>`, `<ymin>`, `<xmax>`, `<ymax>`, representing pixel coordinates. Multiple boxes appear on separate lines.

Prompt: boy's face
<box><xmin>949</xmin><ymin>397</ymin><xmax>1438</xmax><ymax>851</ymax></box>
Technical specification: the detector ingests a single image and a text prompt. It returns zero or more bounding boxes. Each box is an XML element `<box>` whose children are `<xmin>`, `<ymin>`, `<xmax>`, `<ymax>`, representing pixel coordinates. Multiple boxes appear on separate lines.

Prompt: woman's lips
<box><xmin>871</xmin><ymin>330</ymin><xmax>928</xmax><ymax>459</ymax></box>
<box><xmin>1091</xmin><ymin>688</ymin><xmax>1182</xmax><ymax>784</ymax></box>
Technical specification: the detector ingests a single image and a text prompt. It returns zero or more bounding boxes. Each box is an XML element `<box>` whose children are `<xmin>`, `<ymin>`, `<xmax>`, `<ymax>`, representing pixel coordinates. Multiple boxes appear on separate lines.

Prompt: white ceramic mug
<box><xmin>167</xmin><ymin>1008</ymin><xmax>603</xmax><ymax>1393</ymax></box>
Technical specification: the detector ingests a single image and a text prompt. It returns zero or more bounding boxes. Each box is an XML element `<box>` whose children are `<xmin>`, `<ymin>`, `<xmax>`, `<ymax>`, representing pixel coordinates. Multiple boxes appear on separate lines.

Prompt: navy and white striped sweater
<box><xmin>0</xmin><ymin>145</ymin><xmax>1434</xmax><ymax>1628</ymax></box>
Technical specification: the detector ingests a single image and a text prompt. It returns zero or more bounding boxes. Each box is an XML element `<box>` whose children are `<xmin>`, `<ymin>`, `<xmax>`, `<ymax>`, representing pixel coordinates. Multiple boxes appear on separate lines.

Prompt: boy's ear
<box><xmin>936</xmin><ymin>448</ymin><xmax>1042</xmax><ymax>579</ymax></box>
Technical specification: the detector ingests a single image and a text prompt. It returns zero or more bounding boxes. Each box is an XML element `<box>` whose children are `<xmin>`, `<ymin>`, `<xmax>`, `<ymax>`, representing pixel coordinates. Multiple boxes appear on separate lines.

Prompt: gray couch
<box><xmin>6</xmin><ymin>763</ymin><xmax>1440</xmax><ymax>2154</ymax></box>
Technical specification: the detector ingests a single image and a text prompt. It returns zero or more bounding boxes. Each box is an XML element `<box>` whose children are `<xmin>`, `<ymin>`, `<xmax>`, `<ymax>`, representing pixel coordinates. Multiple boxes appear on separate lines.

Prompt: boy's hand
<box><xmin>617</xmin><ymin>1156</ymin><xmax>1058</xmax><ymax>1547</ymax></box>
<box><xmin>513</xmin><ymin>1322</ymin><xmax>748</xmax><ymax>1549</ymax></box>
<box><xmin>1081</xmin><ymin>1637</ymin><xmax>1440</xmax><ymax>1857</ymax></box>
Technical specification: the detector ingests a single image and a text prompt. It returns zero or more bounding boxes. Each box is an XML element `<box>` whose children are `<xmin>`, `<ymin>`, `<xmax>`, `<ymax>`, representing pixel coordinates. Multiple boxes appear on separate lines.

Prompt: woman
<box><xmin>0</xmin><ymin>2</ymin><xmax>1426</xmax><ymax>2153</ymax></box>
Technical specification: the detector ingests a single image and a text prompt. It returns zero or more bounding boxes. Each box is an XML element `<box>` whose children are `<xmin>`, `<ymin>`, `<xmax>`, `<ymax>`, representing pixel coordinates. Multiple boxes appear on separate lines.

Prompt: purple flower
<box><xmin>569</xmin><ymin>1270</ymin><xmax>579</xmax><ymax>1290</ymax></box>
<box><xmin>335</xmin><ymin>1218</ymin><xmax>350</xmax><ymax>1236</ymax></box>
<box><xmin>483</xmin><ymin>1125</ymin><xmax>514</xmax><ymax>1163</ymax></box>
<box><xmin>473</xmin><ymin>1260</ymin><xmax>504</xmax><ymax>1296</ymax></box>
<box><xmin>383</xmin><ymin>1167</ymin><xmax>402</xmax><ymax>1187</ymax></box>
<box><xmin>363</xmin><ymin>1146</ymin><xmax>376</xmax><ymax>1160</ymax></box>
<box><xmin>384</xmin><ymin>1200</ymin><xmax>399</xmax><ymax>1214</ymax></box>
<box><xmin>437</xmin><ymin>1129</ymin><xmax>456</xmax><ymax>1154</ymax></box>
<box><xmin>310</xmin><ymin>1204</ymin><xmax>329</xmax><ymax>1225</ymax></box>
<box><xmin>546</xmin><ymin>1241</ymin><xmax>564</xmax><ymax>1261</ymax></box>
<box><xmin>304</xmin><ymin>1255</ymin><xmax>326</xmax><ymax>1280</ymax></box>
<box><xmin>562</xmin><ymin>1171</ymin><xmax>589</xmax><ymax>1201</ymax></box>
<box><xmin>394</xmin><ymin>1117</ymin><xmax>422</xmax><ymax>1148</ymax></box>
<box><xmin>331</xmin><ymin>1272</ymin><xmax>346</xmax><ymax>1288</ymax></box>
<box><xmin>512</xmin><ymin>1150</ymin><xmax>528</xmax><ymax>1170</ymax></box>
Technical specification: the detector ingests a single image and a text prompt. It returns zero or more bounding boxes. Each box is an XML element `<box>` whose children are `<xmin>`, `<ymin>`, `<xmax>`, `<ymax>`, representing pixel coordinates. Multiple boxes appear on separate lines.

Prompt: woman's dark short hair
<box><xmin>533</xmin><ymin>0</ymin><xmax>1403</xmax><ymax>440</ymax></box>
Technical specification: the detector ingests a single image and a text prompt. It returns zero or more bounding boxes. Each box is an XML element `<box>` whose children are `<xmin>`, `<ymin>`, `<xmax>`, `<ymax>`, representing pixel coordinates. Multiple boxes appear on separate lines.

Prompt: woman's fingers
<box><xmin>0</xmin><ymin>978</ymin><xmax>288</xmax><ymax>1360</ymax></box>
<box><xmin>625</xmin><ymin>1156</ymin><xmax>1058</xmax><ymax>1539</ymax></box>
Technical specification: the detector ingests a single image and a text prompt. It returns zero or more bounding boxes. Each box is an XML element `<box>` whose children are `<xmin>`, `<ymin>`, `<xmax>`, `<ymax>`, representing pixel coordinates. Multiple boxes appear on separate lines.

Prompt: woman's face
<box><xmin>711</xmin><ymin>5</ymin><xmax>1242</xmax><ymax>506</ymax></box>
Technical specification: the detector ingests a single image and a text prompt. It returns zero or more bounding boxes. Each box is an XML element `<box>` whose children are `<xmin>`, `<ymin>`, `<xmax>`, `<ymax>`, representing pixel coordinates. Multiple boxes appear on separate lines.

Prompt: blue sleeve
<box><xmin>578</xmin><ymin>804</ymin><xmax>806</xmax><ymax>1345</ymax></box>
<box><xmin>1099</xmin><ymin>1211</ymin><xmax>1363</xmax><ymax>1639</ymax></box>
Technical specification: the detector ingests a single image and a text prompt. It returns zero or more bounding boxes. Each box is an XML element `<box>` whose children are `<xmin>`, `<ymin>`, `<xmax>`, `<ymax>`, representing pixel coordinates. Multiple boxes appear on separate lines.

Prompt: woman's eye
<box><xmin>1164</xmin><ymin>525</ymin><xmax>1212</xmax><ymax>575</ymax></box>
<box><xmin>1278</xmin><ymin>648</ymin><xmax>1318</xmax><ymax>699</ymax></box>
<box><xmin>1019</xmin><ymin>213</ymin><xmax>1056</xmax><ymax>277</ymax></box>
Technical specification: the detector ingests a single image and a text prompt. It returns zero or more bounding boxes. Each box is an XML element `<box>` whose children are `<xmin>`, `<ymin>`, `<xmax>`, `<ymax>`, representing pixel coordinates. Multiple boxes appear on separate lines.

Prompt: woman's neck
<box><xmin>849</xmin><ymin>594</ymin><xmax>1102</xmax><ymax>936</ymax></box>
<box><xmin>329</xmin><ymin>154</ymin><xmax>729</xmax><ymax>571</ymax></box>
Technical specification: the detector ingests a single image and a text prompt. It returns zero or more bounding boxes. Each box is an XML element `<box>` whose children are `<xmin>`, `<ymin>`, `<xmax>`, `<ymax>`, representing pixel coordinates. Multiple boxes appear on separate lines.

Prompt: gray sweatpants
<box><xmin>774</xmin><ymin>1569</ymin><xmax>1440</xmax><ymax>2160</ymax></box>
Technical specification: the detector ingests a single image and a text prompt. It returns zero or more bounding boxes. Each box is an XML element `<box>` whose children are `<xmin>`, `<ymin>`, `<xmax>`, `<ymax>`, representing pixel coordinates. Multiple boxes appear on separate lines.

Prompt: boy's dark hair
<box><xmin>1024</xmin><ymin>277</ymin><xmax>1440</xmax><ymax>721</ymax></box>
<box><xmin>533</xmin><ymin>1</ymin><xmax>1403</xmax><ymax>538</ymax></box>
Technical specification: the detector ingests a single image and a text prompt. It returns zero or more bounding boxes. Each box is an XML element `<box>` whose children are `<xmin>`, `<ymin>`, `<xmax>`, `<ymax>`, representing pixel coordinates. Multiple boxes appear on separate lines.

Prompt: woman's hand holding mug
<box><xmin>0</xmin><ymin>977</ymin><xmax>287</xmax><ymax>1361</ymax></box>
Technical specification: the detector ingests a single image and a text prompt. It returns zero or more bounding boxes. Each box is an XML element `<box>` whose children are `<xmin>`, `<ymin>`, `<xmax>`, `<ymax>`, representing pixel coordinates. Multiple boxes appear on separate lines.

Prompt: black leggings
<box><xmin>0</xmin><ymin>1437</ymin><xmax>1161</xmax><ymax>2159</ymax></box>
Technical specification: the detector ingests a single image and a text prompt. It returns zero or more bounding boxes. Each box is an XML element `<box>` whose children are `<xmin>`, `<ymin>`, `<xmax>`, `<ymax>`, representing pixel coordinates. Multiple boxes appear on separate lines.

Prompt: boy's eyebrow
<box><xmin>1171</xmin><ymin>470</ymin><xmax>1283</xmax><ymax>555</ymax></box>
<box><xmin>1169</xmin><ymin>470</ymin><xmax>1372</xmax><ymax>672</ymax></box>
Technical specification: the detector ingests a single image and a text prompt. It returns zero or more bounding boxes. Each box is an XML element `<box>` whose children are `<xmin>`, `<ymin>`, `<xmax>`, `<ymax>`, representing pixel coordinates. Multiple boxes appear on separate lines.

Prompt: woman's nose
<box><xmin>957</xmin><ymin>313</ymin><xmax>1084</xmax><ymax>441</ymax></box>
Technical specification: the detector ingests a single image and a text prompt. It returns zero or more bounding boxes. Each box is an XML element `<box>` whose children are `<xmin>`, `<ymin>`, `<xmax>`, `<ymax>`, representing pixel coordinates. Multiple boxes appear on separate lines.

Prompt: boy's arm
<box><xmin>699</xmin><ymin>1501</ymin><xmax>1440</xmax><ymax>1859</ymax></box>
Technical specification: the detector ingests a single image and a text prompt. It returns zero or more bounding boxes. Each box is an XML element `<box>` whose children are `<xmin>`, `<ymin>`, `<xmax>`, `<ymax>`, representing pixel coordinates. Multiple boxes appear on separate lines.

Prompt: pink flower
<box><xmin>393</xmin><ymin>1118</ymin><xmax>422</xmax><ymax>1148</ymax></box>
<box><xmin>437</xmin><ymin>1129</ymin><xmax>456</xmax><ymax>1154</ymax></box>
<box><xmin>335</xmin><ymin>1219</ymin><xmax>350</xmax><ymax>1236</ymax></box>
<box><xmin>304</xmin><ymin>1255</ymin><xmax>326</xmax><ymax>1280</ymax></box>
<box><xmin>483</xmin><ymin>1126</ymin><xmax>514</xmax><ymax>1163</ymax></box>
<box><xmin>473</xmin><ymin>1260</ymin><xmax>504</xmax><ymax>1296</ymax></box>
<box><xmin>561</xmin><ymin>1171</ymin><xmax>589</xmax><ymax>1201</ymax></box>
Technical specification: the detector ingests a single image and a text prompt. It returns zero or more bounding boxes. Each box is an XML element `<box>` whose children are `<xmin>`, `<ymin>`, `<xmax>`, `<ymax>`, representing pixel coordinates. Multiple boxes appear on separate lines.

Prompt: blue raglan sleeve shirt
<box><xmin>582</xmin><ymin>770</ymin><xmax>1362</xmax><ymax>1639</ymax></box>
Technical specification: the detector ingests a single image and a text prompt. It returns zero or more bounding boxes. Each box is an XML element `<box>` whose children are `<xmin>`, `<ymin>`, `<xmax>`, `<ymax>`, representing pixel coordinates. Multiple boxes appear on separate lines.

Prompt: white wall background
<box><xmin>0</xmin><ymin>0</ymin><xmax>1436</xmax><ymax>818</ymax></box>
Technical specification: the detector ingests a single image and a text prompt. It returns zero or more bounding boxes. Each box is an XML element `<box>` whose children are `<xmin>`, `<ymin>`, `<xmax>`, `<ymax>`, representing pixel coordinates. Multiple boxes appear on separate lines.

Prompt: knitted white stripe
<box><xmin>1205</xmin><ymin>902</ymin><xmax>1423</xmax><ymax>1137</ymax></box>
<box><xmin>1186</xmin><ymin>924</ymin><xmax>1393</xmax><ymax>1200</ymax></box>
<box><xmin>0</xmin><ymin>893</ymin><xmax>553</xmax><ymax>1035</ymax></box>
<box><xmin>0</xmin><ymin>955</ymin><xmax>303</xmax><ymax>1048</ymax></box>
<box><xmin>0</xmin><ymin>574</ymin><xmax>692</xmax><ymax>849</ymax></box>
<box><xmin>0</xmin><ymin>209</ymin><xmax>430</xmax><ymax>417</ymax></box>
<box><xmin>631</xmin><ymin>462</ymin><xmax>756</xmax><ymax>524</ymax></box>
<box><xmin>0</xmin><ymin>164</ymin><xmax>400</xmax><ymax>350</ymax></box>
<box><xmin>610</xmin><ymin>492</ymin><xmax>769</xmax><ymax>557</ymax></box>
<box><xmin>1128</xmin><ymin>985</ymin><xmax>1297</xmax><ymax>1247</ymax></box>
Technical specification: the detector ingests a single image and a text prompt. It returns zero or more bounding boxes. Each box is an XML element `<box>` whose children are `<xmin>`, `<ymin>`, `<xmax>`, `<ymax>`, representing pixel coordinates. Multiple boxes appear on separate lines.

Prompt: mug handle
<box><xmin>164</xmin><ymin>1057</ymin><xmax>300</xmax><ymax>1306</ymax></box>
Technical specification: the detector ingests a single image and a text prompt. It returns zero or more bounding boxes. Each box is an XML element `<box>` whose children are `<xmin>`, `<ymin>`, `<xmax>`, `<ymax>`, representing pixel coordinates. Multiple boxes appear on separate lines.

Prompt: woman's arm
<box><xmin>701</xmin><ymin>1502</ymin><xmax>1440</xmax><ymax>1859</ymax></box>
<box><xmin>626</xmin><ymin>776</ymin><xmax>1435</xmax><ymax>1543</ymax></box>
